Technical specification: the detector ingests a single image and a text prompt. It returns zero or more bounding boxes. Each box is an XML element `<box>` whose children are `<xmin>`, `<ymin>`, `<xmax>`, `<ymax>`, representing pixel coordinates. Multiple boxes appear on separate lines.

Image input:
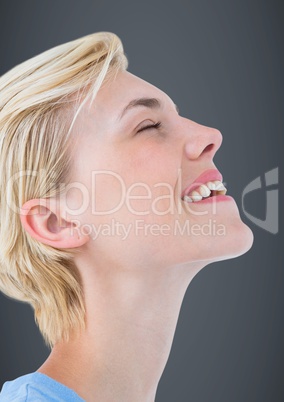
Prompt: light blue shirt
<box><xmin>0</xmin><ymin>372</ymin><xmax>85</xmax><ymax>401</ymax></box>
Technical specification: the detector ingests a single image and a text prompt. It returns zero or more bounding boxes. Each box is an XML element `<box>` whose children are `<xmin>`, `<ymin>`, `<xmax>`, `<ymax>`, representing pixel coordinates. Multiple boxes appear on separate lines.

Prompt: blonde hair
<box><xmin>0</xmin><ymin>32</ymin><xmax>128</xmax><ymax>347</ymax></box>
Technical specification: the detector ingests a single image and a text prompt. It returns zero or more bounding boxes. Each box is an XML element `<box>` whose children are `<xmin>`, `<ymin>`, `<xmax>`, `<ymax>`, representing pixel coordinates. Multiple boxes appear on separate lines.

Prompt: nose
<box><xmin>182</xmin><ymin>118</ymin><xmax>223</xmax><ymax>161</ymax></box>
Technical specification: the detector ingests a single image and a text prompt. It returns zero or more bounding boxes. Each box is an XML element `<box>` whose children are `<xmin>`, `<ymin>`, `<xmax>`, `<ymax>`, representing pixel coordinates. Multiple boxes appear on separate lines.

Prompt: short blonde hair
<box><xmin>0</xmin><ymin>32</ymin><xmax>128</xmax><ymax>347</ymax></box>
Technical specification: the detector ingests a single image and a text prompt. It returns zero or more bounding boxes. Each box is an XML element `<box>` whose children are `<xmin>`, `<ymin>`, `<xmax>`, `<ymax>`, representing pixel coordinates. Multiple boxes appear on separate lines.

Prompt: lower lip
<box><xmin>184</xmin><ymin>195</ymin><xmax>234</xmax><ymax>204</ymax></box>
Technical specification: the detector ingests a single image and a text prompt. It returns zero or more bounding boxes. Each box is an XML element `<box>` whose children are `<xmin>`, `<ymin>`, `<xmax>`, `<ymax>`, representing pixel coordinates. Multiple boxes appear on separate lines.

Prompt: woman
<box><xmin>0</xmin><ymin>32</ymin><xmax>253</xmax><ymax>401</ymax></box>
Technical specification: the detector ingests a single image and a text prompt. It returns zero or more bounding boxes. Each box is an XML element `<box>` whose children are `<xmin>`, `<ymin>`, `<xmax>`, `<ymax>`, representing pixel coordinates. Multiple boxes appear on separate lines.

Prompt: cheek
<box><xmin>91</xmin><ymin>170</ymin><xmax>127</xmax><ymax>215</ymax></box>
<box><xmin>75</xmin><ymin>140</ymin><xmax>181</xmax><ymax>226</ymax></box>
<box><xmin>122</xmin><ymin>140</ymin><xmax>181</xmax><ymax>192</ymax></box>
<box><xmin>122</xmin><ymin>166</ymin><xmax>180</xmax><ymax>221</ymax></box>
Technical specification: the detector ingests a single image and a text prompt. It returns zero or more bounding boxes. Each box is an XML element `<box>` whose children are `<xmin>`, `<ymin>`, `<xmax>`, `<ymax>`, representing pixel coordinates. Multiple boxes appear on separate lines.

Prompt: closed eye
<box><xmin>136</xmin><ymin>121</ymin><xmax>162</xmax><ymax>134</ymax></box>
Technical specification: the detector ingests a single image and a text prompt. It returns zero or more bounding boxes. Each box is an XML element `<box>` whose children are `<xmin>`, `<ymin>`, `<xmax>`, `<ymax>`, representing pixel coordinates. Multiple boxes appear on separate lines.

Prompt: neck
<box><xmin>38</xmin><ymin>261</ymin><xmax>205</xmax><ymax>402</ymax></box>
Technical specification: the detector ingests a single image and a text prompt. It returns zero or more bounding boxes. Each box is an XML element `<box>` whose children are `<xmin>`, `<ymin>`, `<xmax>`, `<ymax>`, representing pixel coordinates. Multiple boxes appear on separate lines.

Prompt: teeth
<box><xmin>206</xmin><ymin>181</ymin><xmax>217</xmax><ymax>190</ymax></box>
<box><xmin>213</xmin><ymin>180</ymin><xmax>226</xmax><ymax>190</ymax></box>
<box><xmin>182</xmin><ymin>180</ymin><xmax>227</xmax><ymax>203</ymax></box>
<box><xmin>198</xmin><ymin>184</ymin><xmax>211</xmax><ymax>197</ymax></box>
<box><xmin>184</xmin><ymin>195</ymin><xmax>193</xmax><ymax>203</ymax></box>
<box><xmin>190</xmin><ymin>191</ymin><xmax>203</xmax><ymax>201</ymax></box>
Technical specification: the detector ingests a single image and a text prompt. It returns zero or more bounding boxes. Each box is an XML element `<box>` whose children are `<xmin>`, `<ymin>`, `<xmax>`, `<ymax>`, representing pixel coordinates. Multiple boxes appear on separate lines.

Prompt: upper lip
<box><xmin>181</xmin><ymin>168</ymin><xmax>223</xmax><ymax>198</ymax></box>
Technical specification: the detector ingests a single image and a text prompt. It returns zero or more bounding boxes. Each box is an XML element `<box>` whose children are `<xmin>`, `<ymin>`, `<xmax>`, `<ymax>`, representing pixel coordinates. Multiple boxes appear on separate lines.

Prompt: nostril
<box><xmin>184</xmin><ymin>141</ymin><xmax>216</xmax><ymax>160</ymax></box>
<box><xmin>203</xmin><ymin>143</ymin><xmax>214</xmax><ymax>153</ymax></box>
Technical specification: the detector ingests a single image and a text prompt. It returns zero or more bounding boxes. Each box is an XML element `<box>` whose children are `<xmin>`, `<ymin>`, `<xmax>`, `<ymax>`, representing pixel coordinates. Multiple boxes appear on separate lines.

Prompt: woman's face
<box><xmin>66</xmin><ymin>70</ymin><xmax>253</xmax><ymax>269</ymax></box>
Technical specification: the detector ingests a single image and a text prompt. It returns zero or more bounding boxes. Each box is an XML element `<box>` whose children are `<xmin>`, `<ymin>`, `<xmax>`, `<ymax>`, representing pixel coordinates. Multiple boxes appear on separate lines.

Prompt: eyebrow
<box><xmin>118</xmin><ymin>97</ymin><xmax>161</xmax><ymax>121</ymax></box>
<box><xmin>118</xmin><ymin>97</ymin><xmax>179</xmax><ymax>121</ymax></box>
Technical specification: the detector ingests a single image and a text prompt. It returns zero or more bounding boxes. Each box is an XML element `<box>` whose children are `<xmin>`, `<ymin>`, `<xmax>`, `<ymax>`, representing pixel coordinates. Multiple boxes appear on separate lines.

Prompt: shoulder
<box><xmin>0</xmin><ymin>373</ymin><xmax>31</xmax><ymax>402</ymax></box>
<box><xmin>0</xmin><ymin>372</ymin><xmax>85</xmax><ymax>401</ymax></box>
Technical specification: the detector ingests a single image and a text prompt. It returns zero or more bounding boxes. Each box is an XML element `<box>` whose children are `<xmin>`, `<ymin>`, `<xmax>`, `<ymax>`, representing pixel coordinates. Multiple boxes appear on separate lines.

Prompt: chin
<box><xmin>194</xmin><ymin>219</ymin><xmax>254</xmax><ymax>266</ymax></box>
<box><xmin>165</xmin><ymin>217</ymin><xmax>254</xmax><ymax>268</ymax></box>
<box><xmin>213</xmin><ymin>220</ymin><xmax>254</xmax><ymax>263</ymax></box>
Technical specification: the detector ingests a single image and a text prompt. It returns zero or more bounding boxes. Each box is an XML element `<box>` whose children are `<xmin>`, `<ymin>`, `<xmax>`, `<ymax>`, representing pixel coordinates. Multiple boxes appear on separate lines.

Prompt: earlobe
<box><xmin>20</xmin><ymin>198</ymin><xmax>89</xmax><ymax>248</ymax></box>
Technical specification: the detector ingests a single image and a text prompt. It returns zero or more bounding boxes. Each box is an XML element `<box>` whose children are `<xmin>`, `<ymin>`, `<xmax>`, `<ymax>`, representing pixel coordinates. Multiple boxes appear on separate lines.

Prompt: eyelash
<box><xmin>136</xmin><ymin>121</ymin><xmax>162</xmax><ymax>134</ymax></box>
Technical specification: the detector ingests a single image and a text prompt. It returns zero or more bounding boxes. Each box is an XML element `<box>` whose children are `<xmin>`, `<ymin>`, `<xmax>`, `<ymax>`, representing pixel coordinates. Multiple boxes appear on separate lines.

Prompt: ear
<box><xmin>19</xmin><ymin>198</ymin><xmax>89</xmax><ymax>248</ymax></box>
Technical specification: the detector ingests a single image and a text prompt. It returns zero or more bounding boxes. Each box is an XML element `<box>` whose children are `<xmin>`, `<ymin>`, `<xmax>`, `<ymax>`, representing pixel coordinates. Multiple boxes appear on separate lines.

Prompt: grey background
<box><xmin>0</xmin><ymin>0</ymin><xmax>283</xmax><ymax>401</ymax></box>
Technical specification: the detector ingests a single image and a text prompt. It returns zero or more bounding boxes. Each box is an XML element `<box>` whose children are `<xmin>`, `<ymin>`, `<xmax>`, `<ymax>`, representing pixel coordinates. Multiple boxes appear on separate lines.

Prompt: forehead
<box><xmin>91</xmin><ymin>70</ymin><xmax>169</xmax><ymax>121</ymax></box>
<box><xmin>73</xmin><ymin>70</ymin><xmax>173</xmax><ymax>139</ymax></box>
